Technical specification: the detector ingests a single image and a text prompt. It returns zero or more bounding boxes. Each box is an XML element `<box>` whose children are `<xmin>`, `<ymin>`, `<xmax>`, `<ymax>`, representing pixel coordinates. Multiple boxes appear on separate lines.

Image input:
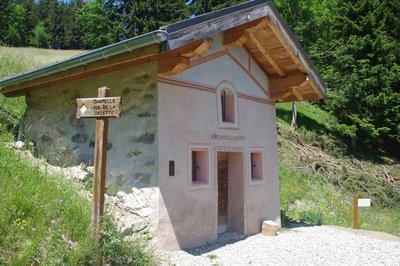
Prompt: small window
<box><xmin>190</xmin><ymin>147</ymin><xmax>210</xmax><ymax>186</ymax></box>
<box><xmin>250</xmin><ymin>151</ymin><xmax>264</xmax><ymax>182</ymax></box>
<box><xmin>217</xmin><ymin>81</ymin><xmax>238</xmax><ymax>129</ymax></box>
<box><xmin>221</xmin><ymin>89</ymin><xmax>235</xmax><ymax>122</ymax></box>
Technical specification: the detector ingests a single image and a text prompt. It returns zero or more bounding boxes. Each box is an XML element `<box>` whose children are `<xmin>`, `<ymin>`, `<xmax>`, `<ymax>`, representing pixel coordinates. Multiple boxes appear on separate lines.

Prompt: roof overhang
<box><xmin>163</xmin><ymin>0</ymin><xmax>326</xmax><ymax>102</ymax></box>
<box><xmin>0</xmin><ymin>0</ymin><xmax>325</xmax><ymax>102</ymax></box>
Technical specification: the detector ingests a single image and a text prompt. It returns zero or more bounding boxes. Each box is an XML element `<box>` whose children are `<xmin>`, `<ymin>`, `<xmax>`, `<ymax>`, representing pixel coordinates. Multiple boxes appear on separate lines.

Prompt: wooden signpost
<box><xmin>76</xmin><ymin>86</ymin><xmax>121</xmax><ymax>242</ymax></box>
<box><xmin>353</xmin><ymin>195</ymin><xmax>371</xmax><ymax>229</ymax></box>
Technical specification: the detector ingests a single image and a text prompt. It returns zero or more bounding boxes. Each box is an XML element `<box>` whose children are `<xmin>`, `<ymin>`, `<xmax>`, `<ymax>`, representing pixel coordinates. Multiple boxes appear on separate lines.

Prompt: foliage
<box><xmin>104</xmin><ymin>0</ymin><xmax>189</xmax><ymax>42</ymax></box>
<box><xmin>77</xmin><ymin>0</ymin><xmax>114</xmax><ymax>49</ymax></box>
<box><xmin>189</xmin><ymin>0</ymin><xmax>246</xmax><ymax>15</ymax></box>
<box><xmin>30</xmin><ymin>22</ymin><xmax>51</xmax><ymax>48</ymax></box>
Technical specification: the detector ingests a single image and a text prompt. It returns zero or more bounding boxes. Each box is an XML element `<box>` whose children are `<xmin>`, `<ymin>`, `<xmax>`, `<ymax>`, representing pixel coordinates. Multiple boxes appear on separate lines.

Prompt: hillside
<box><xmin>276</xmin><ymin>102</ymin><xmax>400</xmax><ymax>235</ymax></box>
<box><xmin>0</xmin><ymin>47</ymin><xmax>399</xmax><ymax>263</ymax></box>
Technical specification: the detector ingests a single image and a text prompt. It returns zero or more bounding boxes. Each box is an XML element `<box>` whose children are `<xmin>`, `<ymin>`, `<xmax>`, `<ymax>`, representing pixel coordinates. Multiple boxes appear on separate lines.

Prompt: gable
<box><xmin>174</xmin><ymin>41</ymin><xmax>268</xmax><ymax>100</ymax></box>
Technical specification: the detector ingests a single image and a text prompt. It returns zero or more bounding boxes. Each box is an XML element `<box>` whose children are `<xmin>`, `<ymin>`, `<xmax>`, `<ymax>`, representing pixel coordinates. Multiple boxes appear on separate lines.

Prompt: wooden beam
<box><xmin>246</xmin><ymin>31</ymin><xmax>286</xmax><ymax>77</ymax></box>
<box><xmin>223</xmin><ymin>18</ymin><xmax>266</xmax><ymax>48</ymax></box>
<box><xmin>274</xmin><ymin>90</ymin><xmax>292</xmax><ymax>102</ymax></box>
<box><xmin>291</xmin><ymin>86</ymin><xmax>304</xmax><ymax>101</ymax></box>
<box><xmin>181</xmin><ymin>39</ymin><xmax>212</xmax><ymax>57</ymax></box>
<box><xmin>158</xmin><ymin>56</ymin><xmax>190</xmax><ymax>75</ymax></box>
<box><xmin>269</xmin><ymin>72</ymin><xmax>307</xmax><ymax>94</ymax></box>
<box><xmin>266</xmin><ymin>18</ymin><xmax>306</xmax><ymax>74</ymax></box>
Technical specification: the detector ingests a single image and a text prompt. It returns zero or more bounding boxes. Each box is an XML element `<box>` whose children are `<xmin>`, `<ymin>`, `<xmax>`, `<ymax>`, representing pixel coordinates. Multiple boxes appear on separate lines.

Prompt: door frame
<box><xmin>213</xmin><ymin>146</ymin><xmax>247</xmax><ymax>238</ymax></box>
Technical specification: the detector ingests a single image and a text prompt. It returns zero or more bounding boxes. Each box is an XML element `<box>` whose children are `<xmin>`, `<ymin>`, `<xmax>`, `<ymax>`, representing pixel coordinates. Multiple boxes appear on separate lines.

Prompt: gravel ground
<box><xmin>160</xmin><ymin>225</ymin><xmax>400</xmax><ymax>266</ymax></box>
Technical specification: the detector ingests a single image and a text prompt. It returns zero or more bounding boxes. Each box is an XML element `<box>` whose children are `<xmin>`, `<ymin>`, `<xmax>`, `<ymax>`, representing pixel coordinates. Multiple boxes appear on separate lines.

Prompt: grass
<box><xmin>0</xmin><ymin>46</ymin><xmax>84</xmax><ymax>68</ymax></box>
<box><xmin>0</xmin><ymin>134</ymin><xmax>157</xmax><ymax>265</ymax></box>
<box><xmin>277</xmin><ymin>102</ymin><xmax>400</xmax><ymax>236</ymax></box>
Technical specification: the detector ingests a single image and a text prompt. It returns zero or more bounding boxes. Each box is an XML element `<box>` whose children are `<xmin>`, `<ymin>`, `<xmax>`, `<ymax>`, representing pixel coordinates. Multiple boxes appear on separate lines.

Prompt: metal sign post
<box><xmin>76</xmin><ymin>86</ymin><xmax>121</xmax><ymax>242</ymax></box>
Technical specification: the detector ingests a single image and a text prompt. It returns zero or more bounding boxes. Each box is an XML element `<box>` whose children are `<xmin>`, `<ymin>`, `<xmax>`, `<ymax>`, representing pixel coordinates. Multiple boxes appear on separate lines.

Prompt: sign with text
<box><xmin>76</xmin><ymin>97</ymin><xmax>121</xmax><ymax>118</ymax></box>
<box><xmin>358</xmin><ymin>198</ymin><xmax>371</xmax><ymax>207</ymax></box>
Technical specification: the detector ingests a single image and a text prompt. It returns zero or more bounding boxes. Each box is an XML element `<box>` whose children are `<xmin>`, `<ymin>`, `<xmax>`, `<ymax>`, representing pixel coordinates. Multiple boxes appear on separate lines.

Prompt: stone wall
<box><xmin>25</xmin><ymin>62</ymin><xmax>158</xmax><ymax>194</ymax></box>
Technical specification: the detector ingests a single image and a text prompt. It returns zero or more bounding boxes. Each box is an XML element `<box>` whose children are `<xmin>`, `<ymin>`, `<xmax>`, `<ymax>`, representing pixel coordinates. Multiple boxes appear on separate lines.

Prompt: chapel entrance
<box><xmin>217</xmin><ymin>152</ymin><xmax>244</xmax><ymax>235</ymax></box>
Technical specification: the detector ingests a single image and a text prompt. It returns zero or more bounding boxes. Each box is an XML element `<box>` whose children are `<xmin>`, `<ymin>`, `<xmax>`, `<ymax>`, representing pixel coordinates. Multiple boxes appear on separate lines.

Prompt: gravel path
<box><xmin>160</xmin><ymin>225</ymin><xmax>400</xmax><ymax>266</ymax></box>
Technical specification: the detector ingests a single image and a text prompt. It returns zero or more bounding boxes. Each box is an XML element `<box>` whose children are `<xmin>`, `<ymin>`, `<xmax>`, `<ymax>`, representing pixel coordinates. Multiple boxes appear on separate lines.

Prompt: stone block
<box><xmin>262</xmin><ymin>220</ymin><xmax>278</xmax><ymax>236</ymax></box>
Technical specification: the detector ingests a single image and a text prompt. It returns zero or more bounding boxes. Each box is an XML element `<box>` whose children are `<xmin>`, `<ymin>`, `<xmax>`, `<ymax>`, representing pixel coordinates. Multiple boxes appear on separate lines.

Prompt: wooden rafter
<box><xmin>181</xmin><ymin>39</ymin><xmax>212</xmax><ymax>58</ymax></box>
<box><xmin>291</xmin><ymin>86</ymin><xmax>304</xmax><ymax>101</ymax></box>
<box><xmin>223</xmin><ymin>18</ymin><xmax>267</xmax><ymax>48</ymax></box>
<box><xmin>269</xmin><ymin>73</ymin><xmax>307</xmax><ymax>94</ymax></box>
<box><xmin>266</xmin><ymin>18</ymin><xmax>306</xmax><ymax>74</ymax></box>
<box><xmin>158</xmin><ymin>56</ymin><xmax>190</xmax><ymax>75</ymax></box>
<box><xmin>246</xmin><ymin>31</ymin><xmax>286</xmax><ymax>77</ymax></box>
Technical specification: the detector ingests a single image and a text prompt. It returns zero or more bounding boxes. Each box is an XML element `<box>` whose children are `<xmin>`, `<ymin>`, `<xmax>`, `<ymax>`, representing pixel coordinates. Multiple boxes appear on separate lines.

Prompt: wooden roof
<box><xmin>164</xmin><ymin>0</ymin><xmax>326</xmax><ymax>102</ymax></box>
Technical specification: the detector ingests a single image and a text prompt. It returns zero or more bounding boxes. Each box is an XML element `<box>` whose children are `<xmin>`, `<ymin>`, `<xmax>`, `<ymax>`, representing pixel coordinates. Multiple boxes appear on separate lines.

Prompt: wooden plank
<box><xmin>169</xmin><ymin>6</ymin><xmax>269</xmax><ymax>49</ymax></box>
<box><xmin>246</xmin><ymin>31</ymin><xmax>286</xmax><ymax>77</ymax></box>
<box><xmin>91</xmin><ymin>86</ymin><xmax>110</xmax><ymax>241</ymax></box>
<box><xmin>76</xmin><ymin>97</ymin><xmax>121</xmax><ymax>118</ymax></box>
<box><xmin>266</xmin><ymin>18</ymin><xmax>306</xmax><ymax>74</ymax></box>
<box><xmin>269</xmin><ymin>72</ymin><xmax>307</xmax><ymax>94</ymax></box>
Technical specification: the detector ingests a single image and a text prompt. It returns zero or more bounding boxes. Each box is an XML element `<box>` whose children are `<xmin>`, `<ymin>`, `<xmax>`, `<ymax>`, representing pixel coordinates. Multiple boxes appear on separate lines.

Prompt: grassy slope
<box><xmin>0</xmin><ymin>47</ymin><xmax>84</xmax><ymax>119</ymax></box>
<box><xmin>0</xmin><ymin>48</ymin><xmax>156</xmax><ymax>265</ymax></box>
<box><xmin>277</xmin><ymin>102</ymin><xmax>400</xmax><ymax>235</ymax></box>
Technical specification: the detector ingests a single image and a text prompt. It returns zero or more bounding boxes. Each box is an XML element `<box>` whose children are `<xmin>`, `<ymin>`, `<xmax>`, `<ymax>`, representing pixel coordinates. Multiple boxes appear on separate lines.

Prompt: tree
<box><xmin>30</xmin><ymin>22</ymin><xmax>50</xmax><ymax>48</ymax></box>
<box><xmin>189</xmin><ymin>0</ymin><xmax>246</xmax><ymax>16</ymax></box>
<box><xmin>321</xmin><ymin>0</ymin><xmax>400</xmax><ymax>152</ymax></box>
<box><xmin>0</xmin><ymin>0</ymin><xmax>12</xmax><ymax>45</ymax></box>
<box><xmin>6</xmin><ymin>3</ymin><xmax>26</xmax><ymax>47</ymax></box>
<box><xmin>107</xmin><ymin>0</ymin><xmax>189</xmax><ymax>41</ymax></box>
<box><xmin>77</xmin><ymin>0</ymin><xmax>114</xmax><ymax>48</ymax></box>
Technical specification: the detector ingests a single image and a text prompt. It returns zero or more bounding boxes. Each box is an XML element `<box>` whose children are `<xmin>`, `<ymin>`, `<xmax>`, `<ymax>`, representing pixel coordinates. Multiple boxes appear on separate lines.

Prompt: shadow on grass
<box><xmin>276</xmin><ymin>107</ymin><xmax>334</xmax><ymax>136</ymax></box>
<box><xmin>281</xmin><ymin>209</ymin><xmax>319</xmax><ymax>229</ymax></box>
<box><xmin>276</xmin><ymin>108</ymin><xmax>395</xmax><ymax>164</ymax></box>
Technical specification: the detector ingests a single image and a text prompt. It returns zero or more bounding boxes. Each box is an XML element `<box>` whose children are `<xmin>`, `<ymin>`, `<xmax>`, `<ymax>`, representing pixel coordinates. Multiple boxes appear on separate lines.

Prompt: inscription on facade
<box><xmin>211</xmin><ymin>133</ymin><xmax>245</xmax><ymax>141</ymax></box>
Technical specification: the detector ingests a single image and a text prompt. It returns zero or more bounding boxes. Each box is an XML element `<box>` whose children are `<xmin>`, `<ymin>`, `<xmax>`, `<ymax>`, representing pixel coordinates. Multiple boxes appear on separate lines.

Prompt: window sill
<box><xmin>190</xmin><ymin>181</ymin><xmax>211</xmax><ymax>190</ymax></box>
<box><xmin>250</xmin><ymin>178</ymin><xmax>265</xmax><ymax>185</ymax></box>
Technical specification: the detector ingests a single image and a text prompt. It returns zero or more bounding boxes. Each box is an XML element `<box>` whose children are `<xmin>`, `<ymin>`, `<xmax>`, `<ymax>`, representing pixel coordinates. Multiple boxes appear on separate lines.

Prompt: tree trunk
<box><xmin>291</xmin><ymin>101</ymin><xmax>297</xmax><ymax>129</ymax></box>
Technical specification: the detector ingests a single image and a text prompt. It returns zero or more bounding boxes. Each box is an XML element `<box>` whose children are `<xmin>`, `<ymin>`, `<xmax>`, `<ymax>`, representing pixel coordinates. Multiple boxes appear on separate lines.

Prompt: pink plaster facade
<box><xmin>155</xmin><ymin>35</ymin><xmax>281</xmax><ymax>249</ymax></box>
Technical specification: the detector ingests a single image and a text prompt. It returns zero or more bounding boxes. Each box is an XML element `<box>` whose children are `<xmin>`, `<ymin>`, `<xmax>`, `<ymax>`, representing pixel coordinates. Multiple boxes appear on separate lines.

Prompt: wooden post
<box><xmin>353</xmin><ymin>194</ymin><xmax>358</xmax><ymax>229</ymax></box>
<box><xmin>91</xmin><ymin>87</ymin><xmax>110</xmax><ymax>241</ymax></box>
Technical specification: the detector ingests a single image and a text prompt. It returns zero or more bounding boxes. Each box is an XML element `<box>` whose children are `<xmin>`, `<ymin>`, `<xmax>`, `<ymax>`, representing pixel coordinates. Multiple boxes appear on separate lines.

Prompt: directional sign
<box><xmin>358</xmin><ymin>198</ymin><xmax>371</xmax><ymax>207</ymax></box>
<box><xmin>76</xmin><ymin>97</ymin><xmax>121</xmax><ymax>118</ymax></box>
